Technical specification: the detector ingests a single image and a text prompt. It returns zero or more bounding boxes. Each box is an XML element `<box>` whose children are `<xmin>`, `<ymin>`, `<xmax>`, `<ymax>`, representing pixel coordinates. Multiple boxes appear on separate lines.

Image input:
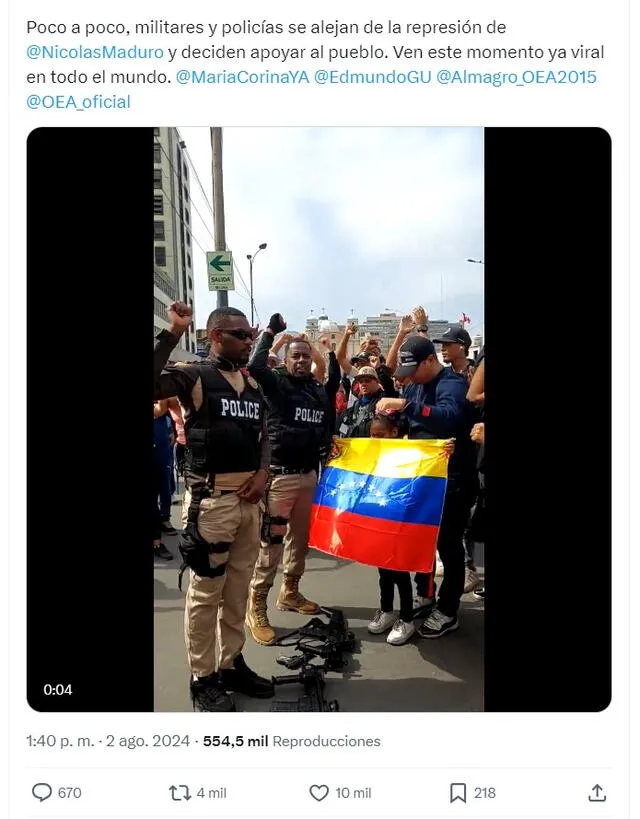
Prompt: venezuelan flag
<box><xmin>309</xmin><ymin>438</ymin><xmax>448</xmax><ymax>572</ymax></box>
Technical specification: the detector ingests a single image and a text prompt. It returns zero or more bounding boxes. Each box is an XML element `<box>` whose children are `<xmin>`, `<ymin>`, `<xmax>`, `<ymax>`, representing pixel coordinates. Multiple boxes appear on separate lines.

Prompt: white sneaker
<box><xmin>464</xmin><ymin>568</ymin><xmax>481</xmax><ymax>593</ymax></box>
<box><xmin>367</xmin><ymin>610</ymin><xmax>396</xmax><ymax>634</ymax></box>
<box><xmin>387</xmin><ymin>619</ymin><xmax>416</xmax><ymax>646</ymax></box>
<box><xmin>414</xmin><ymin>595</ymin><xmax>435</xmax><ymax>610</ymax></box>
<box><xmin>435</xmin><ymin>553</ymin><xmax>444</xmax><ymax>577</ymax></box>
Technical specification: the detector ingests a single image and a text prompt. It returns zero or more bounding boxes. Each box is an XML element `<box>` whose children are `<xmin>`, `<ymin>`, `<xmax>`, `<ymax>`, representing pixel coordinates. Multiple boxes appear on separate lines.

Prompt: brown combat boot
<box><xmin>276</xmin><ymin>575</ymin><xmax>320</xmax><ymax>615</ymax></box>
<box><xmin>246</xmin><ymin>588</ymin><xmax>276</xmax><ymax>646</ymax></box>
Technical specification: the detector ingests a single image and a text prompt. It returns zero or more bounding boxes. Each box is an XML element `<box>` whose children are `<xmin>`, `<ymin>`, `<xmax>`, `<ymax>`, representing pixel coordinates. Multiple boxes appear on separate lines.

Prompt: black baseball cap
<box><xmin>433</xmin><ymin>326</ymin><xmax>472</xmax><ymax>347</ymax></box>
<box><xmin>395</xmin><ymin>336</ymin><xmax>437</xmax><ymax>377</ymax></box>
<box><xmin>350</xmin><ymin>352</ymin><xmax>372</xmax><ymax>366</ymax></box>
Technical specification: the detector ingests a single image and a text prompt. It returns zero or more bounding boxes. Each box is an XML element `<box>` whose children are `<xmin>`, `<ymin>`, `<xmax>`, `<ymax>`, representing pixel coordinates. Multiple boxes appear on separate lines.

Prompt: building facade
<box><xmin>153</xmin><ymin>127</ymin><xmax>197</xmax><ymax>354</ymax></box>
<box><xmin>304</xmin><ymin>310</ymin><xmax>360</xmax><ymax>360</ymax></box>
<box><xmin>304</xmin><ymin>309</ymin><xmax>462</xmax><ymax>360</ymax></box>
<box><xmin>195</xmin><ymin>328</ymin><xmax>209</xmax><ymax>358</ymax></box>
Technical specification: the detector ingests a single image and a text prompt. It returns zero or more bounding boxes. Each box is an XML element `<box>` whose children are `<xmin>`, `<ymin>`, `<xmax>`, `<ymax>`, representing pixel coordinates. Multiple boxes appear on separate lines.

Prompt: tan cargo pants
<box><xmin>250</xmin><ymin>471</ymin><xmax>317</xmax><ymax>592</ymax></box>
<box><xmin>182</xmin><ymin>489</ymin><xmax>260</xmax><ymax>677</ymax></box>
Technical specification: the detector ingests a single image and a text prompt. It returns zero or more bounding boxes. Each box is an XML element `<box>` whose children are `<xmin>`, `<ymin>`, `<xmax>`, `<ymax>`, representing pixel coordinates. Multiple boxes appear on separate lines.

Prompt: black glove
<box><xmin>268</xmin><ymin>313</ymin><xmax>287</xmax><ymax>334</ymax></box>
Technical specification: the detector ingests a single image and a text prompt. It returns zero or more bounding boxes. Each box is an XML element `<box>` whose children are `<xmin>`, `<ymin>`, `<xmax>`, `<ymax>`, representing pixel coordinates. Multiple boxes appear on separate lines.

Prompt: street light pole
<box><xmin>246</xmin><ymin>243</ymin><xmax>267</xmax><ymax>327</ymax></box>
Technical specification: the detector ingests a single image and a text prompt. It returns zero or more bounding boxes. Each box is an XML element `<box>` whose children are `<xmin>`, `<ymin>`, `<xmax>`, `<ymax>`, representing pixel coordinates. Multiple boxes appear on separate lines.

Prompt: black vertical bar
<box><xmin>26</xmin><ymin>128</ymin><xmax>155</xmax><ymax>711</ymax></box>
<box><xmin>484</xmin><ymin>128</ymin><xmax>611</xmax><ymax>711</ymax></box>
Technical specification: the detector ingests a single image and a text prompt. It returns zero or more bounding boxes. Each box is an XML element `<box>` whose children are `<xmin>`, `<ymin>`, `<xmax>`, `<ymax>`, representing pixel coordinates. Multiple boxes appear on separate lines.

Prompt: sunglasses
<box><xmin>221</xmin><ymin>329</ymin><xmax>254</xmax><ymax>341</ymax></box>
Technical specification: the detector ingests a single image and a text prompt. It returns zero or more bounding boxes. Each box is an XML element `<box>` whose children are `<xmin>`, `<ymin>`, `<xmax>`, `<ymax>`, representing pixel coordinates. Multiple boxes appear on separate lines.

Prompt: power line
<box><xmin>155</xmin><ymin>180</ymin><xmax>209</xmax><ymax>260</ymax></box>
<box><xmin>155</xmin><ymin>137</ymin><xmax>255</xmax><ymax>315</ymax></box>
<box><xmin>181</xmin><ymin>139</ymin><xmax>256</xmax><ymax>311</ymax></box>
<box><xmin>183</xmin><ymin>146</ymin><xmax>214</xmax><ymax>217</ymax></box>
<box><xmin>158</xmin><ymin>129</ymin><xmax>263</xmax><ymax>321</ymax></box>
<box><xmin>231</xmin><ymin>258</ymin><xmax>251</xmax><ymax>298</ymax></box>
<box><xmin>159</xmin><ymin>134</ymin><xmax>255</xmax><ymax>305</ymax></box>
<box><xmin>155</xmin><ymin>137</ymin><xmax>217</xmax><ymax>250</ymax></box>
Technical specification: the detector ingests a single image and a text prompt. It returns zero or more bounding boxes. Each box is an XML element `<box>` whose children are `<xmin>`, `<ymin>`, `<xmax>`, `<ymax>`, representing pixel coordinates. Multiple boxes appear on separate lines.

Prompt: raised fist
<box><xmin>345</xmin><ymin>323</ymin><xmax>358</xmax><ymax>337</ymax></box>
<box><xmin>268</xmin><ymin>313</ymin><xmax>287</xmax><ymax>334</ymax></box>
<box><xmin>168</xmin><ymin>302</ymin><xmax>193</xmax><ymax>333</ymax></box>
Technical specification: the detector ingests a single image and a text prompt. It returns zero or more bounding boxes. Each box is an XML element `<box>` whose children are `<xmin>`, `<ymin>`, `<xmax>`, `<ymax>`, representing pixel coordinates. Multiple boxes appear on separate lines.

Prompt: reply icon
<box><xmin>450</xmin><ymin>783</ymin><xmax>467</xmax><ymax>803</ymax></box>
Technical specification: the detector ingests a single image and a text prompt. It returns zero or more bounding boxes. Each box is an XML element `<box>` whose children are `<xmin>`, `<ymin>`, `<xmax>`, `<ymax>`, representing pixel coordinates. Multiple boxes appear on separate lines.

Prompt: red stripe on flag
<box><xmin>309</xmin><ymin>505</ymin><xmax>439</xmax><ymax>572</ymax></box>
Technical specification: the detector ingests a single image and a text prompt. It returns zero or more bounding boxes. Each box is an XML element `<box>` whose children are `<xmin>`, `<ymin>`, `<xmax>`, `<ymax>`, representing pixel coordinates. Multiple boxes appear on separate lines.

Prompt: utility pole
<box><xmin>211</xmin><ymin>127</ymin><xmax>227</xmax><ymax>308</ymax></box>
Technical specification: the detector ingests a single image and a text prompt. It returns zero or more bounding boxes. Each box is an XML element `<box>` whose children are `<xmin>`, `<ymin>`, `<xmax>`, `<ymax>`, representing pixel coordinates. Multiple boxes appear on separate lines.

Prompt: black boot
<box><xmin>154</xmin><ymin>542</ymin><xmax>173</xmax><ymax>561</ymax></box>
<box><xmin>219</xmin><ymin>654</ymin><xmax>274</xmax><ymax>699</ymax></box>
<box><xmin>190</xmin><ymin>673</ymin><xmax>235</xmax><ymax>712</ymax></box>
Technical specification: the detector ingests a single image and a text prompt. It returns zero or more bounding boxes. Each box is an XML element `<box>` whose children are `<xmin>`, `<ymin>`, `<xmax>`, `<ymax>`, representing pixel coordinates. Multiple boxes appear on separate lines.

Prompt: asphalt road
<box><xmin>154</xmin><ymin>496</ymin><xmax>484</xmax><ymax>713</ymax></box>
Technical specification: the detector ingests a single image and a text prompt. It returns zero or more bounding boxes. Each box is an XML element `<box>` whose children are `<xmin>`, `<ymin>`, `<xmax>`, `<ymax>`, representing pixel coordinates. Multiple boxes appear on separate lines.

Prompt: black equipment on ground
<box><xmin>269</xmin><ymin>607</ymin><xmax>355</xmax><ymax>712</ymax></box>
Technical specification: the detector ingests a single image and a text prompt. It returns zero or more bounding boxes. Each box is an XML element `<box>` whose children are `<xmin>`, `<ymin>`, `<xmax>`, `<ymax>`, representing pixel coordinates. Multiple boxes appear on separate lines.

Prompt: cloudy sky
<box><xmin>178</xmin><ymin>127</ymin><xmax>484</xmax><ymax>338</ymax></box>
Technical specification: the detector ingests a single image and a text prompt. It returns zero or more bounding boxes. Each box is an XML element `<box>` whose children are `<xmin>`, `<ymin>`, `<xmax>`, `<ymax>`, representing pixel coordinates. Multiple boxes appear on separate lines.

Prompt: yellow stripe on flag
<box><xmin>326</xmin><ymin>438</ymin><xmax>449</xmax><ymax>480</ymax></box>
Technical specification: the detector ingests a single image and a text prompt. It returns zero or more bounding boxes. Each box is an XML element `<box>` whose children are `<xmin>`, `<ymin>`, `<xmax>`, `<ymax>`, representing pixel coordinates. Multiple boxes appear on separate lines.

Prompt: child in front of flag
<box><xmin>367</xmin><ymin>412</ymin><xmax>417</xmax><ymax>645</ymax></box>
<box><xmin>368</xmin><ymin>411</ymin><xmax>455</xmax><ymax>646</ymax></box>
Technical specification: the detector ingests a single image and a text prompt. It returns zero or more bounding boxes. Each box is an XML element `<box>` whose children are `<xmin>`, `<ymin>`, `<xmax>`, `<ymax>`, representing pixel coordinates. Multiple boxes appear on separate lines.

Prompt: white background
<box><xmin>3</xmin><ymin>0</ymin><xmax>637</xmax><ymax>817</ymax></box>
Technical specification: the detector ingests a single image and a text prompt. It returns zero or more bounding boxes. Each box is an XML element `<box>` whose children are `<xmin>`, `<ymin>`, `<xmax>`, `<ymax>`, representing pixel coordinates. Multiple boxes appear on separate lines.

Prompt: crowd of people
<box><xmin>153</xmin><ymin>303</ymin><xmax>485</xmax><ymax>712</ymax></box>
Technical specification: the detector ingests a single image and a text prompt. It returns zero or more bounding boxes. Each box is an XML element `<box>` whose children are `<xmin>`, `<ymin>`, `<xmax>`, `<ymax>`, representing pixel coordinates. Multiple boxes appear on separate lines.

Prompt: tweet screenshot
<box><xmin>5</xmin><ymin>0</ymin><xmax>633</xmax><ymax>816</ymax></box>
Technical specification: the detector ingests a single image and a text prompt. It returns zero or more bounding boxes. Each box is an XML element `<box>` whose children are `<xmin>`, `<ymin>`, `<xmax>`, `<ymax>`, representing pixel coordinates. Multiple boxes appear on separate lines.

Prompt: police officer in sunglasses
<box><xmin>154</xmin><ymin>301</ymin><xmax>273</xmax><ymax>712</ymax></box>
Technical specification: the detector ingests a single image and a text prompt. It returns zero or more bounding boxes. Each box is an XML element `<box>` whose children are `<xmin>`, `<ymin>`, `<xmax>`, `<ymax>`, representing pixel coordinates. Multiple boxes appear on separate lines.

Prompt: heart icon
<box><xmin>309</xmin><ymin>785</ymin><xmax>329</xmax><ymax>802</ymax></box>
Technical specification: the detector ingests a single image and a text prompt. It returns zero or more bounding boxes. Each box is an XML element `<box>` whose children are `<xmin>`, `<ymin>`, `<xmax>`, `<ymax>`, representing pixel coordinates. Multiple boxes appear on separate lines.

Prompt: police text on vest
<box><xmin>220</xmin><ymin>399</ymin><xmax>261</xmax><ymax>419</ymax></box>
<box><xmin>294</xmin><ymin>407</ymin><xmax>325</xmax><ymax>424</ymax></box>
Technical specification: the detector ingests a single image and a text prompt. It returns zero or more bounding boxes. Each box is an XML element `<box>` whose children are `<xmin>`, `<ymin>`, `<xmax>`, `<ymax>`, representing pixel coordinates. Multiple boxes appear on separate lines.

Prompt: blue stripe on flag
<box><xmin>315</xmin><ymin>465</ymin><xmax>446</xmax><ymax>527</ymax></box>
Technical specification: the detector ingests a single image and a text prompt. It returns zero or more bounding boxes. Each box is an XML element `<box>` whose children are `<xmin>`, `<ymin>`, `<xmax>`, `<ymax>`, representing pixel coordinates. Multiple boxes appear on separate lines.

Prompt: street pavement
<box><xmin>154</xmin><ymin>493</ymin><xmax>484</xmax><ymax>713</ymax></box>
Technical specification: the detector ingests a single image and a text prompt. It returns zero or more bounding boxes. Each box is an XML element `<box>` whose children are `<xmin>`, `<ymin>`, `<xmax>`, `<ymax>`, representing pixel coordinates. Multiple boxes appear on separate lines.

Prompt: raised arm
<box><xmin>154</xmin><ymin>303</ymin><xmax>199</xmax><ymax>401</ymax></box>
<box><xmin>271</xmin><ymin>332</ymin><xmax>293</xmax><ymax>356</ymax></box>
<box><xmin>307</xmin><ymin>338</ymin><xmax>327</xmax><ymax>383</ymax></box>
<box><xmin>324</xmin><ymin>351</ymin><xmax>341</xmax><ymax>401</ymax></box>
<box><xmin>248</xmin><ymin>313</ymin><xmax>287</xmax><ymax>399</ymax></box>
<box><xmin>336</xmin><ymin>323</ymin><xmax>358</xmax><ymax>373</ymax></box>
<box><xmin>385</xmin><ymin>315</ymin><xmax>415</xmax><ymax>373</ymax></box>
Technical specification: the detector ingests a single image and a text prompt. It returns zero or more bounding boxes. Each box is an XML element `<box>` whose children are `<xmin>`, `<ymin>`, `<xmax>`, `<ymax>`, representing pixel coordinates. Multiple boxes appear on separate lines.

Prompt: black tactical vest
<box><xmin>267</xmin><ymin>375</ymin><xmax>330</xmax><ymax>469</ymax></box>
<box><xmin>341</xmin><ymin>392</ymin><xmax>383</xmax><ymax>438</ymax></box>
<box><xmin>183</xmin><ymin>363</ymin><xmax>264</xmax><ymax>477</ymax></box>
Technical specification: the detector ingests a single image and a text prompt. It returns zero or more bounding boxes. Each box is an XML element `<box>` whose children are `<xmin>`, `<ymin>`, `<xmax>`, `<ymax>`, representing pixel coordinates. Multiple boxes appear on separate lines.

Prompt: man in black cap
<box><xmin>338</xmin><ymin>366</ymin><xmax>388</xmax><ymax>438</ymax></box>
<box><xmin>433</xmin><ymin>326</ymin><xmax>481</xmax><ymax>591</ymax></box>
<box><xmin>376</xmin><ymin>336</ymin><xmax>476</xmax><ymax>638</ymax></box>
<box><xmin>433</xmin><ymin>326</ymin><xmax>475</xmax><ymax>384</ymax></box>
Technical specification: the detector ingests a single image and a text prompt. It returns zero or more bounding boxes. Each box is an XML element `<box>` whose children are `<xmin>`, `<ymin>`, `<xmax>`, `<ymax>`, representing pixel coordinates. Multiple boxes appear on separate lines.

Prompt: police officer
<box><xmin>154</xmin><ymin>302</ymin><xmax>274</xmax><ymax>712</ymax></box>
<box><xmin>246</xmin><ymin>313</ymin><xmax>340</xmax><ymax>646</ymax></box>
